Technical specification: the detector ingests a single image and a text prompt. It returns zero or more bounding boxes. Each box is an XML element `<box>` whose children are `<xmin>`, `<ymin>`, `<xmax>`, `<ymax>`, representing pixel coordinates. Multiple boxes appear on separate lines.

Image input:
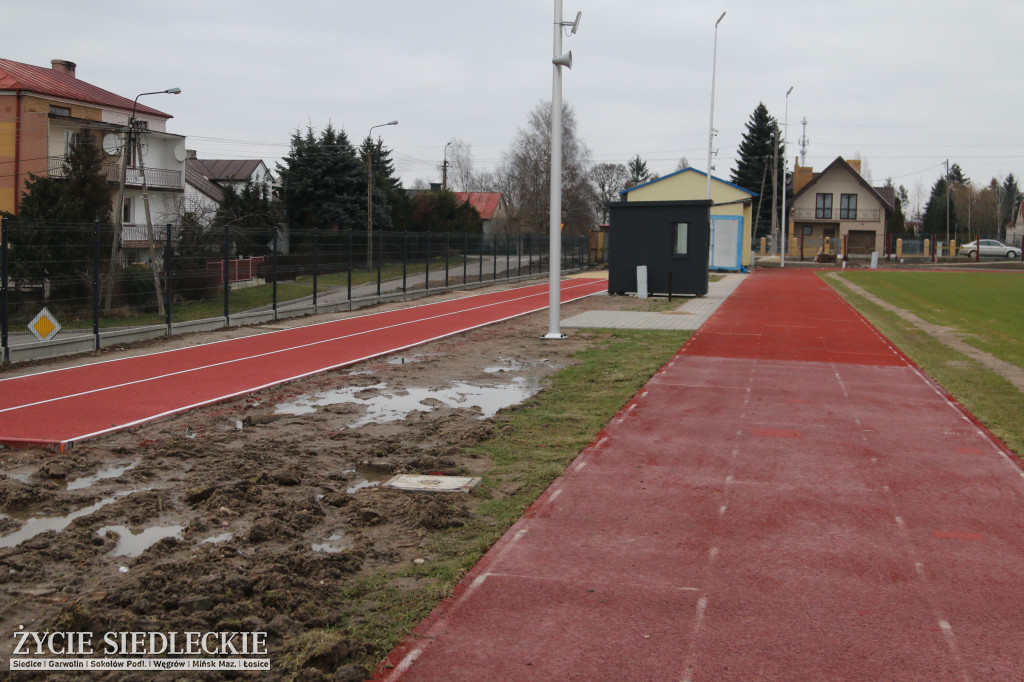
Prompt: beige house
<box><xmin>789</xmin><ymin>157</ymin><xmax>895</xmax><ymax>258</ymax></box>
<box><xmin>620</xmin><ymin>168</ymin><xmax>755</xmax><ymax>269</ymax></box>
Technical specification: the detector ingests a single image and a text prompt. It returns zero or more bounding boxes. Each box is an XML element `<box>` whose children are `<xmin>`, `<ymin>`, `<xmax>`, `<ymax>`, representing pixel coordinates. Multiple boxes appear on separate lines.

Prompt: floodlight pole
<box><xmin>546</xmin><ymin>0</ymin><xmax>579</xmax><ymax>340</ymax></box>
<box><xmin>706</xmin><ymin>11</ymin><xmax>725</xmax><ymax>201</ymax></box>
<box><xmin>781</xmin><ymin>86</ymin><xmax>793</xmax><ymax>268</ymax></box>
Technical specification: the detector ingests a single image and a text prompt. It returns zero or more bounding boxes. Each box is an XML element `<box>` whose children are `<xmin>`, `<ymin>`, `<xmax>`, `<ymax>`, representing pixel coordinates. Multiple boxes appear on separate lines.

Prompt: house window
<box><xmin>802</xmin><ymin>225</ymin><xmax>813</xmax><ymax>236</ymax></box>
<box><xmin>815</xmin><ymin>193</ymin><xmax>832</xmax><ymax>219</ymax></box>
<box><xmin>840</xmin><ymin>194</ymin><xmax>858</xmax><ymax>220</ymax></box>
<box><xmin>49</xmin><ymin>105</ymin><xmax>71</xmax><ymax>117</ymax></box>
<box><xmin>122</xmin><ymin>198</ymin><xmax>133</xmax><ymax>224</ymax></box>
<box><xmin>64</xmin><ymin>130</ymin><xmax>80</xmax><ymax>155</ymax></box>
<box><xmin>673</xmin><ymin>222</ymin><xmax>689</xmax><ymax>256</ymax></box>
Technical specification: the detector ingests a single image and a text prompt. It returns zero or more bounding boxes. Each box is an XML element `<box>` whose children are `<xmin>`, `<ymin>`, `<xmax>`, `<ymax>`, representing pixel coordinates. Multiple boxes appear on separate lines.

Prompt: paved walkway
<box><xmin>562</xmin><ymin>273</ymin><xmax>747</xmax><ymax>330</ymax></box>
<box><xmin>377</xmin><ymin>268</ymin><xmax>1024</xmax><ymax>681</ymax></box>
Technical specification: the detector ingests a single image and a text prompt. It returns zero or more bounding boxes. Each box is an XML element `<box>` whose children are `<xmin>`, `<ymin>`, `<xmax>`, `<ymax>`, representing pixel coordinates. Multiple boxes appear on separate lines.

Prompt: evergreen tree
<box><xmin>922</xmin><ymin>176</ymin><xmax>956</xmax><ymax>240</ymax></box>
<box><xmin>731</xmin><ymin>103</ymin><xmax>786</xmax><ymax>238</ymax></box>
<box><xmin>276</xmin><ymin>123</ymin><xmax>365</xmax><ymax>234</ymax></box>
<box><xmin>405</xmin><ymin>190</ymin><xmax>482</xmax><ymax>234</ymax></box>
<box><xmin>626</xmin><ymin>155</ymin><xmax>650</xmax><ymax>187</ymax></box>
<box><xmin>359</xmin><ymin>136</ymin><xmax>404</xmax><ymax>231</ymax></box>
<box><xmin>883</xmin><ymin>177</ymin><xmax>908</xmax><ymax>235</ymax></box>
<box><xmin>948</xmin><ymin>163</ymin><xmax>969</xmax><ymax>186</ymax></box>
<box><xmin>4</xmin><ymin>135</ymin><xmax>113</xmax><ymax>285</ymax></box>
<box><xmin>1001</xmin><ymin>173</ymin><xmax>1020</xmax><ymax>230</ymax></box>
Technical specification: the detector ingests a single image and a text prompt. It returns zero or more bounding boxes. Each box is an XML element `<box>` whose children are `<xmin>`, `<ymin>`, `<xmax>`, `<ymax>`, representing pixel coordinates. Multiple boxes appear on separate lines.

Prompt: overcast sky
<box><xmin>4</xmin><ymin>0</ymin><xmax>1022</xmax><ymax>212</ymax></box>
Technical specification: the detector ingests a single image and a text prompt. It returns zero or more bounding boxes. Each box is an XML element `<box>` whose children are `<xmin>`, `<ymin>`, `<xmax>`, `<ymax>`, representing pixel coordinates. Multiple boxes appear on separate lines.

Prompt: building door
<box><xmin>709</xmin><ymin>216</ymin><xmax>742</xmax><ymax>270</ymax></box>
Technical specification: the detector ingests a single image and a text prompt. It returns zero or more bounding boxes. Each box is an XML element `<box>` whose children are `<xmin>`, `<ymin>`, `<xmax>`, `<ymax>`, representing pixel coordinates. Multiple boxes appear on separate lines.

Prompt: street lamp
<box><xmin>706</xmin><ymin>11</ymin><xmax>726</xmax><ymax>201</ymax></box>
<box><xmin>366</xmin><ymin>120</ymin><xmax>398</xmax><ymax>269</ymax></box>
<box><xmin>105</xmin><ymin>87</ymin><xmax>181</xmax><ymax>312</ymax></box>
<box><xmin>443</xmin><ymin>141</ymin><xmax>452</xmax><ymax>191</ymax></box>
<box><xmin>781</xmin><ymin>86</ymin><xmax>793</xmax><ymax>268</ymax></box>
<box><xmin>546</xmin><ymin>0</ymin><xmax>581</xmax><ymax>340</ymax></box>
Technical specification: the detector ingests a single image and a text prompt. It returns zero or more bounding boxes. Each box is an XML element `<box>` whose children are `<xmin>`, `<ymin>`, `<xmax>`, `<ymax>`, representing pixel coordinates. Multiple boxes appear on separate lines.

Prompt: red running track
<box><xmin>377</xmin><ymin>268</ymin><xmax>1024</xmax><ymax>681</ymax></box>
<box><xmin>0</xmin><ymin>279</ymin><xmax>606</xmax><ymax>448</ymax></box>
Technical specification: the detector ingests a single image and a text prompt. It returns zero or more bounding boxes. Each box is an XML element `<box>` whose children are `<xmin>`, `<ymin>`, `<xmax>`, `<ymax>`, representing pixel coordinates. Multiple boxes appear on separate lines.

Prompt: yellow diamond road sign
<box><xmin>28</xmin><ymin>307</ymin><xmax>61</xmax><ymax>342</ymax></box>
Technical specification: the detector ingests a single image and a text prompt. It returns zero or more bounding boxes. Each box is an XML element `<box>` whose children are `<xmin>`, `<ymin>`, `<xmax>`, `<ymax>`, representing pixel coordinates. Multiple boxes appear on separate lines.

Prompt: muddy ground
<box><xmin>0</xmin><ymin>280</ymin><xmax>651</xmax><ymax>680</ymax></box>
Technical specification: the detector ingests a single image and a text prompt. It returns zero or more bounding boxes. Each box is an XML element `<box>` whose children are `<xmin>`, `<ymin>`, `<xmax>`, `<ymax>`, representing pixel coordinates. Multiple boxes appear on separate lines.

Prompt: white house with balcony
<box><xmin>788</xmin><ymin>157</ymin><xmax>895</xmax><ymax>258</ymax></box>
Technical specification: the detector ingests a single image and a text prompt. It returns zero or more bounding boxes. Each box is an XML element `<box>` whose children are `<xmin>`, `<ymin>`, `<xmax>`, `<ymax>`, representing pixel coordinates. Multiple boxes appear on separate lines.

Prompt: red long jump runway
<box><xmin>0</xmin><ymin>279</ymin><xmax>606</xmax><ymax>448</ymax></box>
<box><xmin>377</xmin><ymin>268</ymin><xmax>1024</xmax><ymax>681</ymax></box>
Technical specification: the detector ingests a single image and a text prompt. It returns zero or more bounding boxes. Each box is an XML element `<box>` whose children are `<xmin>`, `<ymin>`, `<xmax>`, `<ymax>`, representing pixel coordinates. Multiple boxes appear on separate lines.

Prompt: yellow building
<box><xmin>619</xmin><ymin>168</ymin><xmax>755</xmax><ymax>270</ymax></box>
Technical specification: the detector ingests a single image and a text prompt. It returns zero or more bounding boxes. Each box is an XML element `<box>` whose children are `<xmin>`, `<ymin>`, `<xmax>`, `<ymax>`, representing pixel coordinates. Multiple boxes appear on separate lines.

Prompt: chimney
<box><xmin>847</xmin><ymin>159</ymin><xmax>862</xmax><ymax>175</ymax></box>
<box><xmin>51</xmin><ymin>60</ymin><xmax>77</xmax><ymax>78</ymax></box>
<box><xmin>186</xmin><ymin>149</ymin><xmax>197</xmax><ymax>160</ymax></box>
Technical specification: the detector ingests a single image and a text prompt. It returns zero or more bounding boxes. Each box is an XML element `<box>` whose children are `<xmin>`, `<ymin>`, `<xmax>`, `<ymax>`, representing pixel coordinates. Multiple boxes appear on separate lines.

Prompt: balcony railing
<box><xmin>48</xmin><ymin>156</ymin><xmax>183</xmax><ymax>190</ymax></box>
<box><xmin>791</xmin><ymin>207</ymin><xmax>881</xmax><ymax>222</ymax></box>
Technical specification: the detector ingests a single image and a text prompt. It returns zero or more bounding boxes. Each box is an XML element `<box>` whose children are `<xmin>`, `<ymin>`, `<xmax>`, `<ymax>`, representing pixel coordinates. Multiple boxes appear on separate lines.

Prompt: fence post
<box><xmin>0</xmin><ymin>217</ymin><xmax>7</xmax><ymax>364</ymax></box>
<box><xmin>463</xmin><ymin>232</ymin><xmax>469</xmax><ymax>284</ymax></box>
<box><xmin>506</xmin><ymin>233</ymin><xmax>511</xmax><ymax>279</ymax></box>
<box><xmin>223</xmin><ymin>223</ymin><xmax>230</xmax><ymax>325</ymax></box>
<box><xmin>347</xmin><ymin>229</ymin><xmax>353</xmax><ymax>304</ymax></box>
<box><xmin>478</xmin><ymin>234</ymin><xmax>484</xmax><ymax>282</ymax></box>
<box><xmin>402</xmin><ymin>231</ymin><xmax>408</xmax><ymax>296</ymax></box>
<box><xmin>518</xmin><ymin>234</ymin><xmax>523</xmax><ymax>277</ymax></box>
<box><xmin>93</xmin><ymin>221</ymin><xmax>101</xmax><ymax>350</ymax></box>
<box><xmin>313</xmin><ymin>227</ymin><xmax>319</xmax><ymax>312</ymax></box>
<box><xmin>164</xmin><ymin>224</ymin><xmax>172</xmax><ymax>331</ymax></box>
<box><xmin>492</xmin><ymin>234</ymin><xmax>497</xmax><ymax>281</ymax></box>
<box><xmin>272</xmin><ymin>227</ymin><xmax>279</xmax><ymax>320</ymax></box>
<box><xmin>425</xmin><ymin>232</ymin><xmax>431</xmax><ymax>294</ymax></box>
<box><xmin>376</xmin><ymin>230</ymin><xmax>383</xmax><ymax>299</ymax></box>
<box><xmin>444</xmin><ymin>232</ymin><xmax>450</xmax><ymax>289</ymax></box>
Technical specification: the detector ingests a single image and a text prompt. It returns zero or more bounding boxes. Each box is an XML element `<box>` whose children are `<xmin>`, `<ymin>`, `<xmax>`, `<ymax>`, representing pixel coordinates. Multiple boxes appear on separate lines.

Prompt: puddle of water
<box><xmin>275</xmin><ymin>379</ymin><xmax>536</xmax><ymax>426</ymax></box>
<box><xmin>4</xmin><ymin>471</ymin><xmax>33</xmax><ymax>484</ymax></box>
<box><xmin>200</xmin><ymin>532</ymin><xmax>234</xmax><ymax>545</ymax></box>
<box><xmin>0</xmin><ymin>495</ymin><xmax>124</xmax><ymax>548</ymax></box>
<box><xmin>66</xmin><ymin>460</ymin><xmax>139</xmax><ymax>491</ymax></box>
<box><xmin>97</xmin><ymin>524</ymin><xmax>184</xmax><ymax>557</ymax></box>
<box><xmin>484</xmin><ymin>357</ymin><xmax>528</xmax><ymax>373</ymax></box>
<box><xmin>311</xmin><ymin>531</ymin><xmax>352</xmax><ymax>553</ymax></box>
<box><xmin>345</xmin><ymin>463</ymin><xmax>392</xmax><ymax>494</ymax></box>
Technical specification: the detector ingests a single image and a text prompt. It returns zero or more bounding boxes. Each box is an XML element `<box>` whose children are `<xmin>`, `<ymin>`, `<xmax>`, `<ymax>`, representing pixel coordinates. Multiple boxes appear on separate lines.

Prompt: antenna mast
<box><xmin>799</xmin><ymin>117</ymin><xmax>809</xmax><ymax>166</ymax></box>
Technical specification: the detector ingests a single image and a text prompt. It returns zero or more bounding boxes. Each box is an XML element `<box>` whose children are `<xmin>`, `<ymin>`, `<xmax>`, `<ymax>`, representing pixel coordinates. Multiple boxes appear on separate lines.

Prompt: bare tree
<box><xmin>591</xmin><ymin>162</ymin><xmax>629</xmax><ymax>223</ymax></box>
<box><xmin>497</xmin><ymin>100</ymin><xmax>596</xmax><ymax>236</ymax></box>
<box><xmin>675</xmin><ymin>156</ymin><xmax>690</xmax><ymax>171</ymax></box>
<box><xmin>446</xmin><ymin>138</ymin><xmax>477</xmax><ymax>192</ymax></box>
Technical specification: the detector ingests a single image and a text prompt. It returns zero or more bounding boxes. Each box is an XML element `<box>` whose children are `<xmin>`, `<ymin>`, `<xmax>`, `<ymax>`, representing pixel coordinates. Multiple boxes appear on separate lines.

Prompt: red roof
<box><xmin>0</xmin><ymin>59</ymin><xmax>171</xmax><ymax>118</ymax></box>
<box><xmin>453</xmin><ymin>192</ymin><xmax>502</xmax><ymax>220</ymax></box>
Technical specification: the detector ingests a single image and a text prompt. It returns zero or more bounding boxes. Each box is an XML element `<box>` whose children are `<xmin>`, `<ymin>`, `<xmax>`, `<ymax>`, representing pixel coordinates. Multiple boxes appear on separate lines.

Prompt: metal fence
<box><xmin>0</xmin><ymin>219</ymin><xmax>589</xmax><ymax>364</ymax></box>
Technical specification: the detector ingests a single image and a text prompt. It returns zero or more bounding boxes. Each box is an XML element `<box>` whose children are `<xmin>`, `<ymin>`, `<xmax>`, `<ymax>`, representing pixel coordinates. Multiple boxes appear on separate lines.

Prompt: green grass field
<box><xmin>825</xmin><ymin>270</ymin><xmax>1024</xmax><ymax>457</ymax></box>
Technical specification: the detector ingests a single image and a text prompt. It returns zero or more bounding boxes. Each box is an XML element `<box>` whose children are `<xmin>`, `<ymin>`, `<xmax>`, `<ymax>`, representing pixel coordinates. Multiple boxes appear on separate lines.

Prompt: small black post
<box><xmin>518</xmin><ymin>233</ymin><xmax>523</xmax><ymax>277</ymax></box>
<box><xmin>463</xmin><ymin>232</ymin><xmax>469</xmax><ymax>284</ymax></box>
<box><xmin>402</xmin><ymin>231</ymin><xmax>408</xmax><ymax>295</ymax></box>
<box><xmin>506</xmin><ymin>233</ymin><xmax>510</xmax><ymax>279</ymax></box>
<box><xmin>272</xmin><ymin>227</ymin><xmax>279</xmax><ymax>320</ymax></box>
<box><xmin>92</xmin><ymin>221</ymin><xmax>100</xmax><ymax>350</ymax></box>
<box><xmin>313</xmin><ymin>227</ymin><xmax>319</xmax><ymax>311</ymax></box>
<box><xmin>347</xmin><ymin>229</ymin><xmax>353</xmax><ymax>303</ymax></box>
<box><xmin>425</xmin><ymin>231</ymin><xmax>431</xmax><ymax>294</ymax></box>
<box><xmin>164</xmin><ymin>224</ymin><xmax>172</xmax><ymax>330</ymax></box>
<box><xmin>376</xmin><ymin>230</ymin><xmax>383</xmax><ymax>298</ymax></box>
<box><xmin>492</xmin><ymin>234</ymin><xmax>497</xmax><ymax>281</ymax></box>
<box><xmin>444</xmin><ymin>232</ymin><xmax>450</xmax><ymax>288</ymax></box>
<box><xmin>479</xmin><ymin>234</ymin><xmax>484</xmax><ymax>282</ymax></box>
<box><xmin>223</xmin><ymin>223</ymin><xmax>230</xmax><ymax>324</ymax></box>
<box><xmin>0</xmin><ymin>217</ymin><xmax>7</xmax><ymax>364</ymax></box>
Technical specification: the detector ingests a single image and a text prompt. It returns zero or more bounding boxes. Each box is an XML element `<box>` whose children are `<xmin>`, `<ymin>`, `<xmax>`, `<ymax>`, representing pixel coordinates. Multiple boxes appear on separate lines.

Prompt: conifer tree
<box><xmin>731</xmin><ymin>103</ymin><xmax>786</xmax><ymax>237</ymax></box>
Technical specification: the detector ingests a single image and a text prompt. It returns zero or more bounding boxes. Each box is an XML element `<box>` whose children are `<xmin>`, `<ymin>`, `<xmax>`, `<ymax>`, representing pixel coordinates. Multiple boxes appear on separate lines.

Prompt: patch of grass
<box><xmin>825</xmin><ymin>274</ymin><xmax>1024</xmax><ymax>457</ymax></box>
<box><xmin>347</xmin><ymin>328</ymin><xmax>689</xmax><ymax>668</ymax></box>
<box><xmin>838</xmin><ymin>271</ymin><xmax>1024</xmax><ymax>368</ymax></box>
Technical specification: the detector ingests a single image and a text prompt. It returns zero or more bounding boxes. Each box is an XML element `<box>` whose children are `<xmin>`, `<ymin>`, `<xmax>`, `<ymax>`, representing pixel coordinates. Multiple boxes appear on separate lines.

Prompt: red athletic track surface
<box><xmin>377</xmin><ymin>268</ymin><xmax>1024</xmax><ymax>681</ymax></box>
<box><xmin>0</xmin><ymin>279</ymin><xmax>606</xmax><ymax>448</ymax></box>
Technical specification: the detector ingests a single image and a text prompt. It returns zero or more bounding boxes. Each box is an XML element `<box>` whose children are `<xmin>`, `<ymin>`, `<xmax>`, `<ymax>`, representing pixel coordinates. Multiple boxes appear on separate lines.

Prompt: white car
<box><xmin>961</xmin><ymin>239</ymin><xmax>1020</xmax><ymax>259</ymax></box>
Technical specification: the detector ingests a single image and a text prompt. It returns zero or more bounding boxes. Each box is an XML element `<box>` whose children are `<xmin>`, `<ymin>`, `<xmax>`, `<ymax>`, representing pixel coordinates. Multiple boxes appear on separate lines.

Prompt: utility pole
<box><xmin>442</xmin><ymin>141</ymin><xmax>451</xmax><ymax>191</ymax></box>
<box><xmin>135</xmin><ymin>122</ymin><xmax>164</xmax><ymax>316</ymax></box>
<box><xmin>105</xmin><ymin>122</ymin><xmax>131</xmax><ymax>312</ymax></box>
<box><xmin>945</xmin><ymin>159</ymin><xmax>950</xmax><ymax>250</ymax></box>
